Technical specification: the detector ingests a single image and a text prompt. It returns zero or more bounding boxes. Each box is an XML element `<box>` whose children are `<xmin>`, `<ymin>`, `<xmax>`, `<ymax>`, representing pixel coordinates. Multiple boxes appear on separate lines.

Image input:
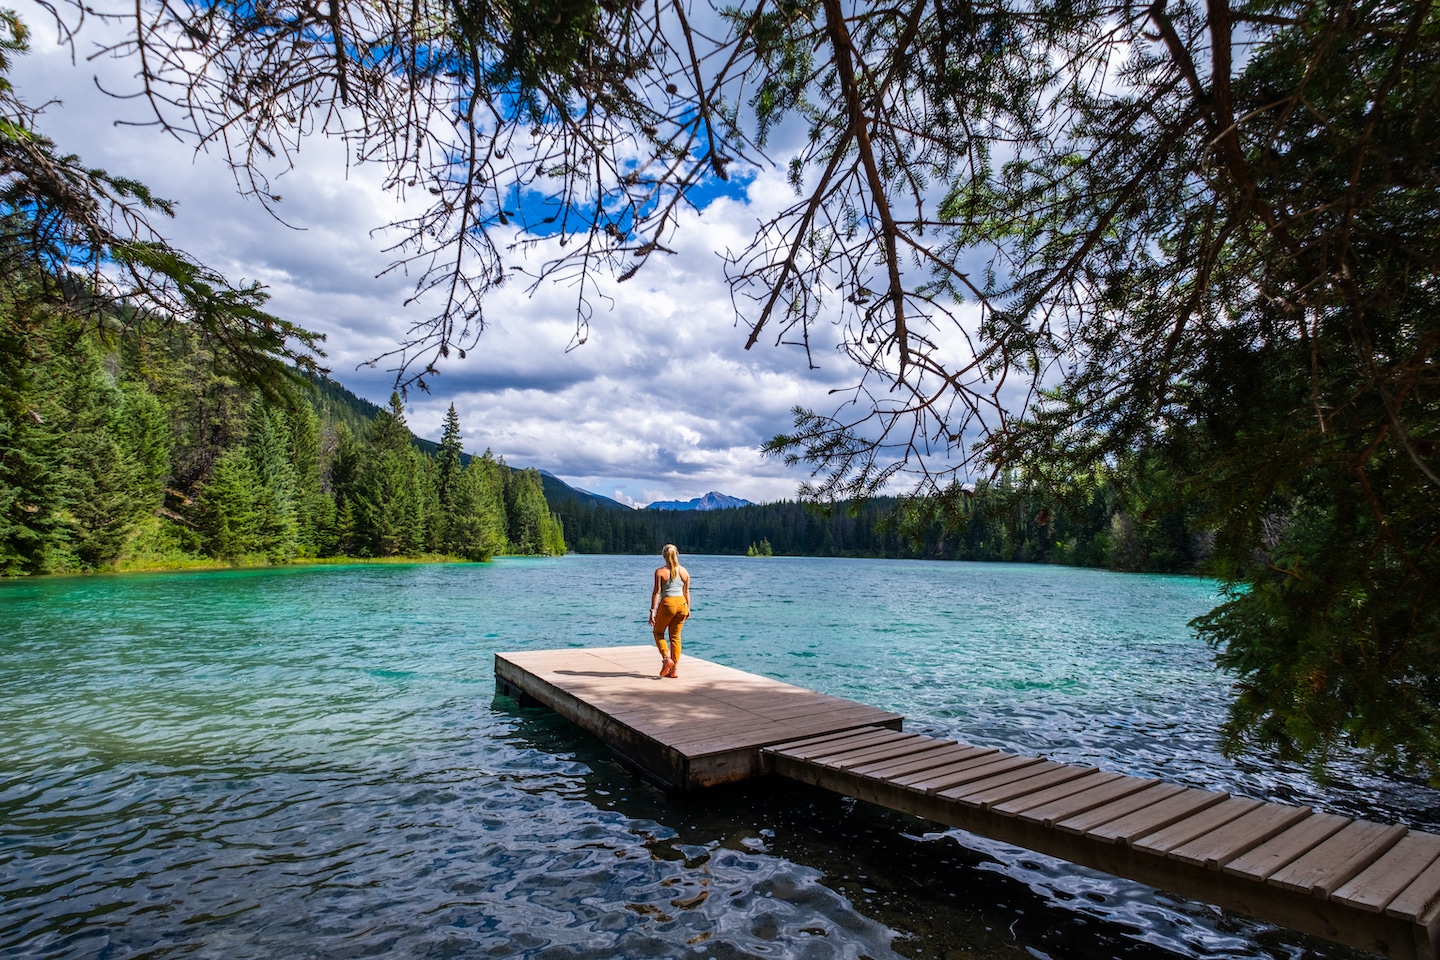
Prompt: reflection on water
<box><xmin>1</xmin><ymin>557</ymin><xmax>1431</xmax><ymax>960</ymax></box>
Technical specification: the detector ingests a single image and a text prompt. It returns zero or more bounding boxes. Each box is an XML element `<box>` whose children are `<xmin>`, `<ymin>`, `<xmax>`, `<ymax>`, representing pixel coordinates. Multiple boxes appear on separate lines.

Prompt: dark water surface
<box><xmin>2</xmin><ymin>556</ymin><xmax>1436</xmax><ymax>960</ymax></box>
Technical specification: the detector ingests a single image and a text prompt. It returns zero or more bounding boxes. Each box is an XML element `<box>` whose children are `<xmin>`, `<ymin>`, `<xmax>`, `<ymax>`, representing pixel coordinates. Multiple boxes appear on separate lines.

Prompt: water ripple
<box><xmin>2</xmin><ymin>558</ymin><xmax>1434</xmax><ymax>960</ymax></box>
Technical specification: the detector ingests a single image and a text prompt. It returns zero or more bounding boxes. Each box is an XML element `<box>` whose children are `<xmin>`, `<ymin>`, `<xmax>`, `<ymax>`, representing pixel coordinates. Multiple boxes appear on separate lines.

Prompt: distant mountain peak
<box><xmin>645</xmin><ymin>491</ymin><xmax>752</xmax><ymax>512</ymax></box>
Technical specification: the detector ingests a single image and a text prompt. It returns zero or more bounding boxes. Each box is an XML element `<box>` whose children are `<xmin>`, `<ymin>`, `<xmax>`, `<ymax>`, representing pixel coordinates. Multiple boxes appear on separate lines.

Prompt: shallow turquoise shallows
<box><xmin>2</xmin><ymin>556</ymin><xmax>1435</xmax><ymax>960</ymax></box>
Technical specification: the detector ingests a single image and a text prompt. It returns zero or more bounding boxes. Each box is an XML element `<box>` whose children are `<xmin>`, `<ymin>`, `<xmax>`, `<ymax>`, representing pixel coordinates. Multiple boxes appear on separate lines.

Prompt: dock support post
<box><xmin>1417</xmin><ymin>912</ymin><xmax>1439</xmax><ymax>960</ymax></box>
<box><xmin>495</xmin><ymin>676</ymin><xmax>540</xmax><ymax>708</ymax></box>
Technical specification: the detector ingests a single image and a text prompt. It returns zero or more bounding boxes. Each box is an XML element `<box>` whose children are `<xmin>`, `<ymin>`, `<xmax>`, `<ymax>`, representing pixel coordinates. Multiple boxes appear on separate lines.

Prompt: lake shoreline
<box><xmin>3</xmin><ymin>552</ymin><xmax>571</xmax><ymax>579</ymax></box>
<box><xmin>6</xmin><ymin>550</ymin><xmax>1210</xmax><ymax>581</ymax></box>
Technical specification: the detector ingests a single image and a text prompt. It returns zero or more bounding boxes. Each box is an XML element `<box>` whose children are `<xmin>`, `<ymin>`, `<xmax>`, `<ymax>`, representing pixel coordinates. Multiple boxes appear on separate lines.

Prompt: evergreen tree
<box><xmin>288</xmin><ymin>402</ymin><xmax>332</xmax><ymax>556</ymax></box>
<box><xmin>431</xmin><ymin>402</ymin><xmax>465</xmax><ymax>551</ymax></box>
<box><xmin>353</xmin><ymin>393</ymin><xmax>429</xmax><ymax>556</ymax></box>
<box><xmin>54</xmin><ymin>355</ymin><xmax>171</xmax><ymax>569</ymax></box>
<box><xmin>441</xmin><ymin>451</ymin><xmax>505</xmax><ymax>560</ymax></box>
<box><xmin>327</xmin><ymin>423</ymin><xmax>363</xmax><ymax>557</ymax></box>
<box><xmin>435</xmin><ymin>403</ymin><xmax>463</xmax><ymax>507</ymax></box>
<box><xmin>415</xmin><ymin>453</ymin><xmax>441</xmax><ymax>553</ymax></box>
<box><xmin>0</xmin><ymin>272</ymin><xmax>62</xmax><ymax>574</ymax></box>
<box><xmin>197</xmin><ymin>448</ymin><xmax>262</xmax><ymax>561</ymax></box>
<box><xmin>0</xmin><ymin>364</ymin><xmax>58</xmax><ymax>573</ymax></box>
<box><xmin>0</xmin><ymin>410</ymin><xmax>54</xmax><ymax>573</ymax></box>
<box><xmin>504</xmin><ymin>467</ymin><xmax>565</xmax><ymax>555</ymax></box>
<box><xmin>541</xmin><ymin>510</ymin><xmax>566</xmax><ymax>556</ymax></box>
<box><xmin>246</xmin><ymin>403</ymin><xmax>298</xmax><ymax>561</ymax></box>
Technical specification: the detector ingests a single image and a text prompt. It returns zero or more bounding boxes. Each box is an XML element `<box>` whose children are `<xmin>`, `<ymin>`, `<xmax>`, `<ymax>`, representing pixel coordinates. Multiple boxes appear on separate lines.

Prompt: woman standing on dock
<box><xmin>649</xmin><ymin>544</ymin><xmax>690</xmax><ymax>678</ymax></box>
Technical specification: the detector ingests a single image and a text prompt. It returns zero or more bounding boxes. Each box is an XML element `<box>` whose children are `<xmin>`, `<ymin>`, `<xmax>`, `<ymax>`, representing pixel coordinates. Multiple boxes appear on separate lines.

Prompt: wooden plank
<box><xmin>1385</xmin><ymin>847</ymin><xmax>1440</xmax><ymax>922</ymax></box>
<box><xmin>913</xmin><ymin>755</ymin><xmax>1045</xmax><ymax>796</ymax></box>
<box><xmin>745</xmin><ymin>695</ymin><xmax>902</xmax><ymax>723</ymax></box>
<box><xmin>952</xmin><ymin>764</ymin><xmax>1102</xmax><ymax>812</ymax></box>
<box><xmin>1055</xmin><ymin>782</ymin><xmax>1187</xmax><ymax>835</ymax></box>
<box><xmin>661</xmin><ymin>703</ymin><xmax>892</xmax><ymax>747</ymax></box>
<box><xmin>764</xmin><ymin>725</ymin><xmax>900</xmax><ymax>754</ymax></box>
<box><xmin>850</xmin><ymin>743</ymin><xmax>987</xmax><ymax>779</ymax></box>
<box><xmin>890</xmin><ymin>751</ymin><xmax>1022</xmax><ymax>788</ymax></box>
<box><xmin>990</xmin><ymin>771</ymin><xmax>1122</xmax><ymax>817</ymax></box>
<box><xmin>1131</xmin><ymin>797</ymin><xmax>1266</xmax><ymax>856</ymax></box>
<box><xmin>1224</xmin><ymin>812</ymin><xmax>1353</xmax><ymax>882</ymax></box>
<box><xmin>1086</xmin><ymin>787</ymin><xmax>1229</xmax><ymax>845</ymax></box>
<box><xmin>496</xmin><ymin>648</ymin><xmax>907</xmax><ymax>788</ymax></box>
<box><xmin>1333</xmin><ymin>832</ymin><xmax>1440</xmax><ymax>914</ymax></box>
<box><xmin>761</xmin><ymin>728</ymin><xmax>901</xmax><ymax>761</ymax></box>
<box><xmin>1008</xmin><ymin>774</ymin><xmax>1157</xmax><ymax>826</ymax></box>
<box><xmin>1167</xmin><ymin>803</ymin><xmax>1314</xmax><ymax>869</ymax></box>
<box><xmin>1268</xmin><ymin>821</ymin><xmax>1408</xmax><ymax>897</ymax></box>
<box><xmin>818</xmin><ymin>732</ymin><xmax>937</xmax><ymax>765</ymax></box>
<box><xmin>502</xmin><ymin>647</ymin><xmax>1440</xmax><ymax>960</ymax></box>
<box><xmin>935</xmin><ymin>759</ymin><xmax>1067</xmax><ymax>802</ymax></box>
<box><xmin>671</xmin><ymin>721</ymin><xmax>867</xmax><ymax>756</ymax></box>
<box><xmin>769</xmin><ymin>747</ymin><xmax>1435</xmax><ymax>960</ymax></box>
<box><xmin>680</xmin><ymin>719</ymin><xmax>897</xmax><ymax>758</ymax></box>
<box><xmin>1418</xmin><ymin>901</ymin><xmax>1440</xmax><ymax>960</ymax></box>
<box><xmin>789</xmin><ymin>734</ymin><xmax>923</xmax><ymax>768</ymax></box>
<box><xmin>830</xmin><ymin>736</ymin><xmax>956</xmax><ymax>770</ymax></box>
<box><xmin>766</xmin><ymin>728</ymin><xmax>890</xmax><ymax>753</ymax></box>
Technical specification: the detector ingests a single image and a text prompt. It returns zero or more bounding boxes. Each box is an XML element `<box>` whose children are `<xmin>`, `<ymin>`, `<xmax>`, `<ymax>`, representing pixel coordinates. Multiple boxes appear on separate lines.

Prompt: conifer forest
<box><xmin>0</xmin><ymin>314</ymin><xmax>565</xmax><ymax>575</ymax></box>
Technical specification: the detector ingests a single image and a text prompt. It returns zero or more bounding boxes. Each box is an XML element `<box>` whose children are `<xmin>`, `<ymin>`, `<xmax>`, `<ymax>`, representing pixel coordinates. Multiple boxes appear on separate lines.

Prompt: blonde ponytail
<box><xmin>662</xmin><ymin>544</ymin><xmax>680</xmax><ymax>581</ymax></box>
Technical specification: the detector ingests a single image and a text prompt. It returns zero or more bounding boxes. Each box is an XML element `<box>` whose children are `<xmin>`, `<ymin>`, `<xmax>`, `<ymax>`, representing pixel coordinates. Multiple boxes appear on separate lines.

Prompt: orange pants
<box><xmin>653</xmin><ymin>596</ymin><xmax>689</xmax><ymax>662</ymax></box>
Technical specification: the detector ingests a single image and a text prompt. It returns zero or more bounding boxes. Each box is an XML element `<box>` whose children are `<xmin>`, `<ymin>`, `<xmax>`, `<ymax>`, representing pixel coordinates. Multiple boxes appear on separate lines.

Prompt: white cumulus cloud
<box><xmin>11</xmin><ymin>8</ymin><xmax>971</xmax><ymax>506</ymax></box>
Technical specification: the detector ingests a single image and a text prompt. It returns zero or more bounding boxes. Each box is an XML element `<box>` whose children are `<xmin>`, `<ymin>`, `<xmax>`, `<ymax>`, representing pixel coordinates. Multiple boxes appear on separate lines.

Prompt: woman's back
<box><xmin>660</xmin><ymin>567</ymin><xmax>686</xmax><ymax>597</ymax></box>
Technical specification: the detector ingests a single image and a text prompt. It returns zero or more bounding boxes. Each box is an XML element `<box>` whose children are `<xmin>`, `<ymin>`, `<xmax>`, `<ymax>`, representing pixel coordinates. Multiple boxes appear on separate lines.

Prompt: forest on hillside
<box><xmin>555</xmin><ymin>472</ymin><xmax>1202</xmax><ymax>574</ymax></box>
<box><xmin>0</xmin><ymin>311</ymin><xmax>565</xmax><ymax>575</ymax></box>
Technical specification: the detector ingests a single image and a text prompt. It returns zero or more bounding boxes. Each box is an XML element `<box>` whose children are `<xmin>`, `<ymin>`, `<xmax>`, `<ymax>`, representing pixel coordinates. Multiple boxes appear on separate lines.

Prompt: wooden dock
<box><xmin>494</xmin><ymin>646</ymin><xmax>901</xmax><ymax>789</ymax></box>
<box><xmin>495</xmin><ymin>647</ymin><xmax>1440</xmax><ymax>960</ymax></box>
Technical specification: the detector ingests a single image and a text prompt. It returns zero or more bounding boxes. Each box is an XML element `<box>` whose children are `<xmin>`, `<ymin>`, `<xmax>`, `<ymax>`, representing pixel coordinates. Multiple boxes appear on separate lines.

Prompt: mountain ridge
<box><xmin>645</xmin><ymin>491</ymin><xmax>752</xmax><ymax>511</ymax></box>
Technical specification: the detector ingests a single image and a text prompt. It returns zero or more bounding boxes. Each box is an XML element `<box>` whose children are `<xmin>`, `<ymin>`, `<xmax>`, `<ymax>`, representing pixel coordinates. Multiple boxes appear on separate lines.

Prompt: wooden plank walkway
<box><xmin>768</xmin><ymin>727</ymin><xmax>1440</xmax><ymax>960</ymax></box>
<box><xmin>495</xmin><ymin>647</ymin><xmax>1440</xmax><ymax>960</ymax></box>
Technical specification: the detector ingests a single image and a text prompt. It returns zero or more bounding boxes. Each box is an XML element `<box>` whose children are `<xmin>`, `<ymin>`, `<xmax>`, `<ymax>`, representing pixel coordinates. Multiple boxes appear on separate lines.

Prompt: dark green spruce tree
<box><xmin>353</xmin><ymin>393</ymin><xmax>429</xmax><ymax>556</ymax></box>
<box><xmin>504</xmin><ymin>467</ymin><xmax>565</xmax><ymax>556</ymax></box>
<box><xmin>52</xmin><ymin>349</ymin><xmax>171</xmax><ymax>569</ymax></box>
<box><xmin>289</xmin><ymin>402</ymin><xmax>333</xmax><ymax>556</ymax></box>
<box><xmin>433</xmin><ymin>402</ymin><xmax>464</xmax><ymax>551</ymax></box>
<box><xmin>326</xmin><ymin>422</ymin><xmax>363</xmax><ymax>557</ymax></box>
<box><xmin>197</xmin><ymin>448</ymin><xmax>262</xmax><ymax>561</ymax></box>
<box><xmin>245</xmin><ymin>403</ymin><xmax>299</xmax><ymax>562</ymax></box>
<box><xmin>445</xmin><ymin>449</ymin><xmax>507</xmax><ymax>561</ymax></box>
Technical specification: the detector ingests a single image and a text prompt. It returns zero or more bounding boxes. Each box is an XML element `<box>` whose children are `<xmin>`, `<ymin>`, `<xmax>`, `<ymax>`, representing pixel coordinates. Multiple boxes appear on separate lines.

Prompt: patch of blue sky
<box><xmin>6</xmin><ymin>196</ymin><xmax>140</xmax><ymax>276</ymax></box>
<box><xmin>451</xmin><ymin>82</ymin><xmax>756</xmax><ymax>225</ymax></box>
<box><xmin>493</xmin><ymin>163</ymin><xmax>752</xmax><ymax>242</ymax></box>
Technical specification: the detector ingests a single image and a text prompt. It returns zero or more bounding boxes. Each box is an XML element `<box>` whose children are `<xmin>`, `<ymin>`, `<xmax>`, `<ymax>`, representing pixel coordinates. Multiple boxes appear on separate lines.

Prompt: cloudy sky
<box><xmin>9</xmin><ymin>7</ymin><xmax>927</xmax><ymax>507</ymax></box>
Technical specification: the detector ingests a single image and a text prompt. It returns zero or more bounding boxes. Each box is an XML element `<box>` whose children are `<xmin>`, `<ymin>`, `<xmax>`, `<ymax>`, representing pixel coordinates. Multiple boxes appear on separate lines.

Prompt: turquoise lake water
<box><xmin>3</xmin><ymin>555</ymin><xmax>1436</xmax><ymax>960</ymax></box>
